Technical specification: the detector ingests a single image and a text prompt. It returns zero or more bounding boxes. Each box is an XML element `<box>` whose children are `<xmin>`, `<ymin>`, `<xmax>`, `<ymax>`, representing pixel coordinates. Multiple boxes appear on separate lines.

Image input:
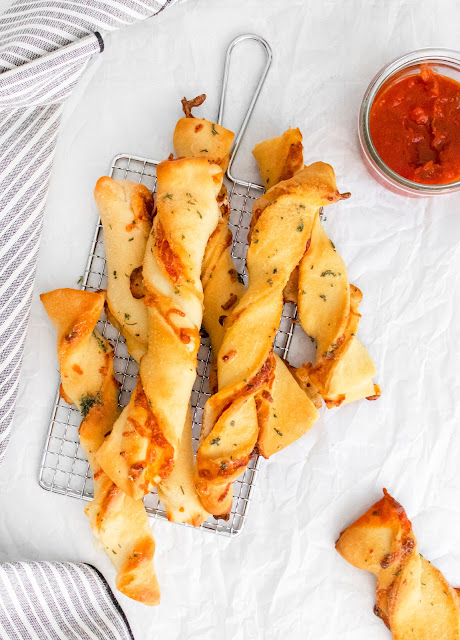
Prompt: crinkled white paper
<box><xmin>2</xmin><ymin>0</ymin><xmax>460</xmax><ymax>638</ymax></box>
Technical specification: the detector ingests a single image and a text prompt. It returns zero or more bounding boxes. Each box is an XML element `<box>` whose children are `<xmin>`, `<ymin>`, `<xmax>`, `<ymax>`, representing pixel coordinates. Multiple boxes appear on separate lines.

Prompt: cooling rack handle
<box><xmin>217</xmin><ymin>34</ymin><xmax>272</xmax><ymax>188</ymax></box>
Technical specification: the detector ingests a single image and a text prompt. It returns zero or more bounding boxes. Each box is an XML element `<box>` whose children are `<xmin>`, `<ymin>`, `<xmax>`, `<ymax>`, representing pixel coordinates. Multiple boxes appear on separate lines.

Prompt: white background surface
<box><xmin>1</xmin><ymin>0</ymin><xmax>460</xmax><ymax>638</ymax></box>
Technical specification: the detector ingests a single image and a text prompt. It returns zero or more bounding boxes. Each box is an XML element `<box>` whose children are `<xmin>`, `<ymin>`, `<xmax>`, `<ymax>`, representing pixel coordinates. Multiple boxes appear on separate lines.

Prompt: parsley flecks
<box><xmin>302</xmin><ymin>290</ymin><xmax>307</xmax><ymax>295</ymax></box>
<box><xmin>330</xmin><ymin>240</ymin><xmax>336</xmax><ymax>249</ymax></box>
<box><xmin>273</xmin><ymin>268</ymin><xmax>277</xmax><ymax>273</ymax></box>
<box><xmin>210</xmin><ymin>437</ymin><xmax>221</xmax><ymax>446</ymax></box>
<box><xmin>319</xmin><ymin>294</ymin><xmax>327</xmax><ymax>301</ymax></box>
<box><xmin>124</xmin><ymin>313</ymin><xmax>130</xmax><ymax>320</ymax></box>
<box><xmin>253</xmin><ymin>239</ymin><xmax>259</xmax><ymax>244</ymax></box>
<box><xmin>211</xmin><ymin>123</ymin><xmax>219</xmax><ymax>136</ymax></box>
<box><xmin>180</xmin><ymin>486</ymin><xmax>185</xmax><ymax>495</ymax></box>
<box><xmin>163</xmin><ymin>193</ymin><xmax>173</xmax><ymax>200</ymax></box>
<box><xmin>267</xmin><ymin>278</ymin><xmax>273</xmax><ymax>286</ymax></box>
<box><xmin>128</xmin><ymin>237</ymin><xmax>134</xmax><ymax>242</ymax></box>
<box><xmin>320</xmin><ymin>270</ymin><xmax>337</xmax><ymax>277</ymax></box>
<box><xmin>230</xmin><ymin>420</ymin><xmax>235</xmax><ymax>426</ymax></box>
<box><xmin>297</xmin><ymin>219</ymin><xmax>304</xmax><ymax>232</ymax></box>
<box><xmin>298</xmin><ymin>204</ymin><xmax>306</xmax><ymax>209</ymax></box>
<box><xmin>113</xmin><ymin>270</ymin><xmax>117</xmax><ymax>279</ymax></box>
<box><xmin>200</xmin><ymin>149</ymin><xmax>208</xmax><ymax>152</ymax></box>
<box><xmin>197</xmin><ymin>210</ymin><xmax>203</xmax><ymax>219</ymax></box>
<box><xmin>93</xmin><ymin>331</ymin><xmax>107</xmax><ymax>353</ymax></box>
<box><xmin>220</xmin><ymin>461</ymin><xmax>227</xmax><ymax>470</ymax></box>
<box><xmin>274</xmin><ymin>428</ymin><xmax>283</xmax><ymax>436</ymax></box>
<box><xmin>80</xmin><ymin>393</ymin><xmax>102</xmax><ymax>419</ymax></box>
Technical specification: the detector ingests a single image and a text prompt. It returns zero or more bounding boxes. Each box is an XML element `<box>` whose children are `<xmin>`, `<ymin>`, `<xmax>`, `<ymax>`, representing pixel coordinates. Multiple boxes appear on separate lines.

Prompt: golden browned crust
<box><xmin>94</xmin><ymin>177</ymin><xmax>154</xmax><ymax>362</ymax></box>
<box><xmin>98</xmin><ymin>157</ymin><xmax>223</xmax><ymax>504</ymax></box>
<box><xmin>336</xmin><ymin>490</ymin><xmax>460</xmax><ymax>638</ymax></box>
<box><xmin>41</xmin><ymin>288</ymin><xmax>160</xmax><ymax>606</ymax></box>
<box><xmin>181</xmin><ymin>94</ymin><xmax>207</xmax><ymax>118</ymax></box>
<box><xmin>173</xmin><ymin>98</ymin><xmax>234</xmax><ymax>172</ymax></box>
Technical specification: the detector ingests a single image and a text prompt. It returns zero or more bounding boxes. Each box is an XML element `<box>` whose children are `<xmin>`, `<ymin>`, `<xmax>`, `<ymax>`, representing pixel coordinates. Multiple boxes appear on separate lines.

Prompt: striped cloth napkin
<box><xmin>0</xmin><ymin>562</ymin><xmax>134</xmax><ymax>639</ymax></box>
<box><xmin>0</xmin><ymin>0</ymin><xmax>182</xmax><ymax>462</ymax></box>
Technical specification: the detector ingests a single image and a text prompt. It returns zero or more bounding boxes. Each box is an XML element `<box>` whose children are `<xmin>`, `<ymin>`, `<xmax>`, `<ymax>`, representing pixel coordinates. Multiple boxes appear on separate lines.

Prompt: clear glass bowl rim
<box><xmin>359</xmin><ymin>47</ymin><xmax>460</xmax><ymax>195</ymax></box>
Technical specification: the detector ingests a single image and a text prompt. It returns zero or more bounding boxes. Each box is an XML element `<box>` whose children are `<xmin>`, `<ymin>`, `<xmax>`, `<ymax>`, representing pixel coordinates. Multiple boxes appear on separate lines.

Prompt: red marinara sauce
<box><xmin>369</xmin><ymin>66</ymin><xmax>460</xmax><ymax>185</ymax></box>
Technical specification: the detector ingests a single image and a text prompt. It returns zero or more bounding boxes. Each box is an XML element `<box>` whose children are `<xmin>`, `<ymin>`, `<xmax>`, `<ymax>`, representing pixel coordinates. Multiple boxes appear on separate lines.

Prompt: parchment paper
<box><xmin>1</xmin><ymin>0</ymin><xmax>460</xmax><ymax>638</ymax></box>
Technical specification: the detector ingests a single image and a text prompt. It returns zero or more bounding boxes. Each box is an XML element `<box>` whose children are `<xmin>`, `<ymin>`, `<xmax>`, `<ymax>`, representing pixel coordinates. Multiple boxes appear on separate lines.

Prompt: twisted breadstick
<box><xmin>173</xmin><ymin>102</ymin><xmax>319</xmax><ymax>514</ymax></box>
<box><xmin>94</xmin><ymin>174</ymin><xmax>208</xmax><ymax>525</ymax></box>
<box><xmin>253</xmin><ymin>128</ymin><xmax>379</xmax><ymax>407</ymax></box>
<box><xmin>298</xmin><ymin>224</ymin><xmax>379</xmax><ymax>406</ymax></box>
<box><xmin>41</xmin><ymin>289</ymin><xmax>160</xmax><ymax>606</ymax></box>
<box><xmin>94</xmin><ymin>179</ymin><xmax>154</xmax><ymax>362</ymax></box>
<box><xmin>336</xmin><ymin>489</ymin><xmax>460</xmax><ymax>638</ymax></box>
<box><xmin>197</xmin><ymin>163</ymin><xmax>347</xmax><ymax>510</ymax></box>
<box><xmin>97</xmin><ymin>157</ymin><xmax>223</xmax><ymax>500</ymax></box>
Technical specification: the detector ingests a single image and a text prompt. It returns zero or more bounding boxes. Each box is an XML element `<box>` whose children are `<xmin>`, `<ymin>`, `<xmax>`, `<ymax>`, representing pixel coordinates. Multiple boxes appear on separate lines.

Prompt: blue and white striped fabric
<box><xmin>0</xmin><ymin>0</ymin><xmax>182</xmax><ymax>463</ymax></box>
<box><xmin>0</xmin><ymin>562</ymin><xmax>134</xmax><ymax>639</ymax></box>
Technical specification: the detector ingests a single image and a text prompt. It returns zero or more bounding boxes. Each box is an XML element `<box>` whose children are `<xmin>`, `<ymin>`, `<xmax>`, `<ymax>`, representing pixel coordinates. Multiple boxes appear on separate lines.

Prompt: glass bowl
<box><xmin>359</xmin><ymin>48</ymin><xmax>460</xmax><ymax>197</ymax></box>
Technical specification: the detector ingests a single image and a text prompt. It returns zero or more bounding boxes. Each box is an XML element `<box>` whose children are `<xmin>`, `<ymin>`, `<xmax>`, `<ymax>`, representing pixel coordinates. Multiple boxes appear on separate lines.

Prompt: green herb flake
<box><xmin>297</xmin><ymin>219</ymin><xmax>304</xmax><ymax>232</ymax></box>
<box><xmin>330</xmin><ymin>240</ymin><xmax>336</xmax><ymax>249</ymax></box>
<box><xmin>210</xmin><ymin>437</ymin><xmax>221</xmax><ymax>446</ymax></box>
<box><xmin>128</xmin><ymin>237</ymin><xmax>134</xmax><ymax>242</ymax></box>
<box><xmin>321</xmin><ymin>270</ymin><xmax>337</xmax><ymax>277</ymax></box>
<box><xmin>93</xmin><ymin>331</ymin><xmax>107</xmax><ymax>353</ymax></box>
<box><xmin>113</xmin><ymin>271</ymin><xmax>117</xmax><ymax>279</ymax></box>
<box><xmin>230</xmin><ymin>420</ymin><xmax>235</xmax><ymax>426</ymax></box>
<box><xmin>273</xmin><ymin>268</ymin><xmax>277</xmax><ymax>274</ymax></box>
<box><xmin>220</xmin><ymin>461</ymin><xmax>227</xmax><ymax>470</ymax></box>
<box><xmin>274</xmin><ymin>428</ymin><xmax>283</xmax><ymax>436</ymax></box>
<box><xmin>180</xmin><ymin>486</ymin><xmax>185</xmax><ymax>495</ymax></box>
<box><xmin>320</xmin><ymin>294</ymin><xmax>327</xmax><ymax>301</ymax></box>
<box><xmin>124</xmin><ymin>313</ymin><xmax>130</xmax><ymax>320</ymax></box>
<box><xmin>163</xmin><ymin>193</ymin><xmax>173</xmax><ymax>200</ymax></box>
<box><xmin>80</xmin><ymin>393</ymin><xmax>102</xmax><ymax>419</ymax></box>
<box><xmin>211</xmin><ymin>123</ymin><xmax>219</xmax><ymax>136</ymax></box>
<box><xmin>200</xmin><ymin>149</ymin><xmax>208</xmax><ymax>152</ymax></box>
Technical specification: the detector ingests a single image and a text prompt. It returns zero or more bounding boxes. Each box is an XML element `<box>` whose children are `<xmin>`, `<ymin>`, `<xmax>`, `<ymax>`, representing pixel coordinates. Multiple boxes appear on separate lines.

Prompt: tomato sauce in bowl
<box><xmin>370</xmin><ymin>66</ymin><xmax>460</xmax><ymax>185</ymax></box>
<box><xmin>359</xmin><ymin>49</ymin><xmax>460</xmax><ymax>197</ymax></box>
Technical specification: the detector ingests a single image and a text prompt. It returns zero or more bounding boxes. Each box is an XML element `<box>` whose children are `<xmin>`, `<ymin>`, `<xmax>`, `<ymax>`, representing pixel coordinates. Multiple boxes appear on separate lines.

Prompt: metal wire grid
<box><xmin>39</xmin><ymin>154</ymin><xmax>298</xmax><ymax>537</ymax></box>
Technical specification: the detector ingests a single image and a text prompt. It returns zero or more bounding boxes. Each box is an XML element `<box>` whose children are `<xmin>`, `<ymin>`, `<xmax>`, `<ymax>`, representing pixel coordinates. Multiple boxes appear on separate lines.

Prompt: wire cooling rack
<box><xmin>38</xmin><ymin>154</ymin><xmax>298</xmax><ymax>536</ymax></box>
